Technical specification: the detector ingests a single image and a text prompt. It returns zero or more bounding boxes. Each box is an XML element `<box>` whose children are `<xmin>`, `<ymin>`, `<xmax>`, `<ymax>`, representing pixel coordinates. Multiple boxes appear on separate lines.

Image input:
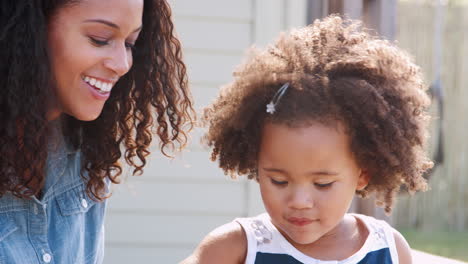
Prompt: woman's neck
<box><xmin>47</xmin><ymin>109</ymin><xmax>62</xmax><ymax>121</ymax></box>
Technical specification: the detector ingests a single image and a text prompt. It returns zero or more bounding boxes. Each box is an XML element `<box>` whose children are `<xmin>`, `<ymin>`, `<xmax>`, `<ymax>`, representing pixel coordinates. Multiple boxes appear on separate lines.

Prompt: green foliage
<box><xmin>400</xmin><ymin>229</ymin><xmax>468</xmax><ymax>261</ymax></box>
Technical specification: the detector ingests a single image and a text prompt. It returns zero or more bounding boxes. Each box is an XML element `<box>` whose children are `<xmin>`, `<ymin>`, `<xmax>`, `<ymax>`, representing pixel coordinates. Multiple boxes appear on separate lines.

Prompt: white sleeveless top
<box><xmin>235</xmin><ymin>213</ymin><xmax>399</xmax><ymax>264</ymax></box>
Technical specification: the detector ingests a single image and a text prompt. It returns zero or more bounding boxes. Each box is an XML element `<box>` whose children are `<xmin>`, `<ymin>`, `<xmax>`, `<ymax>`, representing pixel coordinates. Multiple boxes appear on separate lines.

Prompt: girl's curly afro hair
<box><xmin>202</xmin><ymin>15</ymin><xmax>433</xmax><ymax>213</ymax></box>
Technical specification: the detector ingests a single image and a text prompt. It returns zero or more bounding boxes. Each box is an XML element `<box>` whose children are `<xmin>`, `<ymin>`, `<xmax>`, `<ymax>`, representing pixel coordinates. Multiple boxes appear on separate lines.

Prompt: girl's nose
<box><xmin>288</xmin><ymin>186</ymin><xmax>314</xmax><ymax>210</ymax></box>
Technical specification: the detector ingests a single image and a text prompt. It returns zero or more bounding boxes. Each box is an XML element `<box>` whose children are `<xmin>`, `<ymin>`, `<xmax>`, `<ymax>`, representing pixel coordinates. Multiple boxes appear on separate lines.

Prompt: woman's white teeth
<box><xmin>83</xmin><ymin>76</ymin><xmax>112</xmax><ymax>92</ymax></box>
<box><xmin>99</xmin><ymin>82</ymin><xmax>111</xmax><ymax>92</ymax></box>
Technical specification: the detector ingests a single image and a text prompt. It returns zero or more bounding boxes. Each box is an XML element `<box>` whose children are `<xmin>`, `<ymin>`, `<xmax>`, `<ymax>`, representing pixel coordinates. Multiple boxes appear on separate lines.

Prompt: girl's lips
<box><xmin>287</xmin><ymin>217</ymin><xmax>315</xmax><ymax>226</ymax></box>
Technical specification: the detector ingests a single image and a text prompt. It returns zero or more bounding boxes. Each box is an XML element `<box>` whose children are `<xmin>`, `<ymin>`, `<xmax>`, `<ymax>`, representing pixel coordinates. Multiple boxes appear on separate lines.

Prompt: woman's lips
<box><xmin>287</xmin><ymin>217</ymin><xmax>316</xmax><ymax>226</ymax></box>
<box><xmin>84</xmin><ymin>79</ymin><xmax>110</xmax><ymax>100</ymax></box>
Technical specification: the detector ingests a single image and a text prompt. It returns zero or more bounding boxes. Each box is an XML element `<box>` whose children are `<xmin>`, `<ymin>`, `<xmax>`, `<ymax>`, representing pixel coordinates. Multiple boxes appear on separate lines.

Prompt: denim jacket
<box><xmin>0</xmin><ymin>131</ymin><xmax>107</xmax><ymax>264</ymax></box>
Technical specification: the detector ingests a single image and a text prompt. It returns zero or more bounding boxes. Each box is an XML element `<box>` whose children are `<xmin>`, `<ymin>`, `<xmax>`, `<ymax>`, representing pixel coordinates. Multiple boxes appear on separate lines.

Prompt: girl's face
<box><xmin>257</xmin><ymin>122</ymin><xmax>369</xmax><ymax>247</ymax></box>
<box><xmin>47</xmin><ymin>0</ymin><xmax>143</xmax><ymax>121</ymax></box>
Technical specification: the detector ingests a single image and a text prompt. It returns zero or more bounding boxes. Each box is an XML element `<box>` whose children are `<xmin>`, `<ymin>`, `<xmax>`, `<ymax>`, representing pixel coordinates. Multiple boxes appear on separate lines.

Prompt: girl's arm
<box><xmin>393</xmin><ymin>229</ymin><xmax>413</xmax><ymax>264</ymax></box>
<box><xmin>180</xmin><ymin>222</ymin><xmax>247</xmax><ymax>264</ymax></box>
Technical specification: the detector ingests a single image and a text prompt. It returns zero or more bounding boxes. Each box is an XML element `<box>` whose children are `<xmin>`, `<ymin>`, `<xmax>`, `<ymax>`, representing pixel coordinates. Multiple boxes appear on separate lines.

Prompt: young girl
<box><xmin>0</xmin><ymin>0</ymin><xmax>193</xmax><ymax>263</ymax></box>
<box><xmin>182</xmin><ymin>15</ymin><xmax>431</xmax><ymax>264</ymax></box>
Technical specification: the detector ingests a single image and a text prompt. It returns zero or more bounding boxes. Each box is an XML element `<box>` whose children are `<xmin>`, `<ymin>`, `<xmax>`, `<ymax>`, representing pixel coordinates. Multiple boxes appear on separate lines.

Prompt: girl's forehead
<box><xmin>258</xmin><ymin>121</ymin><xmax>361</xmax><ymax>176</ymax></box>
<box><xmin>260</xmin><ymin>122</ymin><xmax>351</xmax><ymax>157</ymax></box>
<box><xmin>262</xmin><ymin>120</ymin><xmax>346</xmax><ymax>140</ymax></box>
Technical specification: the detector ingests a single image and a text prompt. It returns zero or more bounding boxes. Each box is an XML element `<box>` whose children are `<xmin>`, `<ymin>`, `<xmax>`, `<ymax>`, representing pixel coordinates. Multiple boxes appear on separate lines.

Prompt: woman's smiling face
<box><xmin>47</xmin><ymin>0</ymin><xmax>143</xmax><ymax>121</ymax></box>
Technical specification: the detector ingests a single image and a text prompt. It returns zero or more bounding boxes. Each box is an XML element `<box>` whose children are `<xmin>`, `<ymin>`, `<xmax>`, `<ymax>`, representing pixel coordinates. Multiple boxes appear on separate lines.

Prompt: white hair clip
<box><xmin>266</xmin><ymin>82</ymin><xmax>290</xmax><ymax>114</ymax></box>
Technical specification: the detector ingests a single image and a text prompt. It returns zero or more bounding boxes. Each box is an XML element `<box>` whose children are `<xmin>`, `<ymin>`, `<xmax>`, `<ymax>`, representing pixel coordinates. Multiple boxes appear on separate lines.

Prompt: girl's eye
<box><xmin>271</xmin><ymin>178</ymin><xmax>288</xmax><ymax>186</ymax></box>
<box><xmin>89</xmin><ymin>37</ymin><xmax>108</xmax><ymax>46</ymax></box>
<box><xmin>315</xmin><ymin>182</ymin><xmax>334</xmax><ymax>188</ymax></box>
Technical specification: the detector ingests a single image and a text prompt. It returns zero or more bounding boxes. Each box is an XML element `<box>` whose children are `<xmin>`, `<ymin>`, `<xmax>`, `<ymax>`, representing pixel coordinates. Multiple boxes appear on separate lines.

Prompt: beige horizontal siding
<box><xmin>104</xmin><ymin>1</ymin><xmax>306</xmax><ymax>263</ymax></box>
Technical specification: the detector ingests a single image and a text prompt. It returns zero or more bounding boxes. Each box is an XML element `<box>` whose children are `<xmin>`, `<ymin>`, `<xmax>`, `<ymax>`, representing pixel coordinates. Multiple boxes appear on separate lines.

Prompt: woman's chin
<box><xmin>68</xmin><ymin>108</ymin><xmax>104</xmax><ymax>122</ymax></box>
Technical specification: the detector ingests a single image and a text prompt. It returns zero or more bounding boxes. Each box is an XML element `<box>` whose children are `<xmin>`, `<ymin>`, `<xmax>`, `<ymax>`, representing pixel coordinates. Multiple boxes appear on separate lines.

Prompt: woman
<box><xmin>0</xmin><ymin>0</ymin><xmax>193</xmax><ymax>263</ymax></box>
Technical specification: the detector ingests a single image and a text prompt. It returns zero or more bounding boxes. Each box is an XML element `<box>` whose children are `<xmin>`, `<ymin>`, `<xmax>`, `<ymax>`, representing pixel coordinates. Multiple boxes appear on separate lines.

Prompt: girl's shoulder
<box><xmin>180</xmin><ymin>221</ymin><xmax>247</xmax><ymax>264</ymax></box>
<box><xmin>351</xmin><ymin>213</ymin><xmax>412</xmax><ymax>264</ymax></box>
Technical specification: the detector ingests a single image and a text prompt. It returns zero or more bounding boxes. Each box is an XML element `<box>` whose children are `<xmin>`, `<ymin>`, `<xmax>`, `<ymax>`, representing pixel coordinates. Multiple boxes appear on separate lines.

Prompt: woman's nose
<box><xmin>103</xmin><ymin>43</ymin><xmax>132</xmax><ymax>77</ymax></box>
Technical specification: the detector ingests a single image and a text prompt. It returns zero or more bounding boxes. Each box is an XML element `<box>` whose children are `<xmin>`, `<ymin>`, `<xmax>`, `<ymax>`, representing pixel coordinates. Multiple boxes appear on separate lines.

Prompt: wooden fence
<box><xmin>392</xmin><ymin>2</ymin><xmax>468</xmax><ymax>231</ymax></box>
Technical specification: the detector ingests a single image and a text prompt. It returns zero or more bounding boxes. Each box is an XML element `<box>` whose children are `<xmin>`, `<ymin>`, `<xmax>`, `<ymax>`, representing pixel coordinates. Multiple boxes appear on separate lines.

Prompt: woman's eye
<box><xmin>315</xmin><ymin>182</ymin><xmax>334</xmax><ymax>188</ymax></box>
<box><xmin>89</xmin><ymin>37</ymin><xmax>109</xmax><ymax>46</ymax></box>
<box><xmin>271</xmin><ymin>179</ymin><xmax>288</xmax><ymax>185</ymax></box>
<box><xmin>125</xmin><ymin>42</ymin><xmax>136</xmax><ymax>51</ymax></box>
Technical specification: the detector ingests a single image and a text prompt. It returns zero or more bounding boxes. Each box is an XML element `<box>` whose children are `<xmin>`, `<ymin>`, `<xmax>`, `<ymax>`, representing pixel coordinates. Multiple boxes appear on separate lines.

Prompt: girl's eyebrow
<box><xmin>83</xmin><ymin>19</ymin><xmax>142</xmax><ymax>33</ymax></box>
<box><xmin>306</xmin><ymin>170</ymin><xmax>338</xmax><ymax>176</ymax></box>
<box><xmin>262</xmin><ymin>167</ymin><xmax>338</xmax><ymax>176</ymax></box>
<box><xmin>262</xmin><ymin>167</ymin><xmax>287</xmax><ymax>174</ymax></box>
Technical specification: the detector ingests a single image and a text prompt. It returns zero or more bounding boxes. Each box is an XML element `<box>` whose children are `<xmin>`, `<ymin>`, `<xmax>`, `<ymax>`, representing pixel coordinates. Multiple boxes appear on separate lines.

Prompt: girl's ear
<box><xmin>357</xmin><ymin>169</ymin><xmax>370</xmax><ymax>191</ymax></box>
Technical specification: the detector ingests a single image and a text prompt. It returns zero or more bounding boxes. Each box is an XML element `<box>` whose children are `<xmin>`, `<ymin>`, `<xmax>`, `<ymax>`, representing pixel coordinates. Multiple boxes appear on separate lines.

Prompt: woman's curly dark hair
<box><xmin>203</xmin><ymin>15</ymin><xmax>432</xmax><ymax>213</ymax></box>
<box><xmin>0</xmin><ymin>0</ymin><xmax>194</xmax><ymax>200</ymax></box>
